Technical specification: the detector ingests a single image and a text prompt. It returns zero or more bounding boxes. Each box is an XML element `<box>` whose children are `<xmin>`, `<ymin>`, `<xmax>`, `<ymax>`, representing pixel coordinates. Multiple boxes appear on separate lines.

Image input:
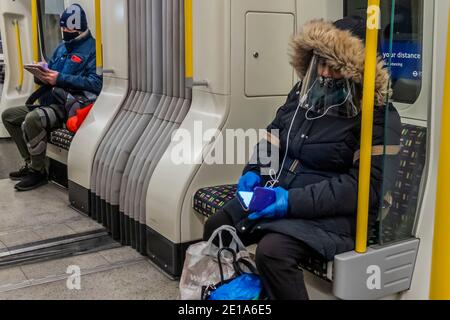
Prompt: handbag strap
<box><xmin>25</xmin><ymin>86</ymin><xmax>52</xmax><ymax>110</ymax></box>
<box><xmin>217</xmin><ymin>248</ymin><xmax>259</xmax><ymax>286</ymax></box>
<box><xmin>236</xmin><ymin>258</ymin><xmax>259</xmax><ymax>275</ymax></box>
<box><xmin>217</xmin><ymin>247</ymin><xmax>238</xmax><ymax>285</ymax></box>
<box><xmin>205</xmin><ymin>225</ymin><xmax>247</xmax><ymax>256</ymax></box>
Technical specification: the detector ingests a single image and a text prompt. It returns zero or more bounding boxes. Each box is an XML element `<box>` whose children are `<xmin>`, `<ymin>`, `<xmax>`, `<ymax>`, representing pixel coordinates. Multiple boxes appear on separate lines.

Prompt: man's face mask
<box><xmin>63</xmin><ymin>30</ymin><xmax>81</xmax><ymax>42</ymax></box>
<box><xmin>299</xmin><ymin>55</ymin><xmax>361</xmax><ymax>120</ymax></box>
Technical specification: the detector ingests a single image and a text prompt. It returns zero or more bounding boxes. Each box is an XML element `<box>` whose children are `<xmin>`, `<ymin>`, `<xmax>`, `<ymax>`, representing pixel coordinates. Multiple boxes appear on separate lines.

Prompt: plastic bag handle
<box><xmin>205</xmin><ymin>225</ymin><xmax>247</xmax><ymax>256</ymax></box>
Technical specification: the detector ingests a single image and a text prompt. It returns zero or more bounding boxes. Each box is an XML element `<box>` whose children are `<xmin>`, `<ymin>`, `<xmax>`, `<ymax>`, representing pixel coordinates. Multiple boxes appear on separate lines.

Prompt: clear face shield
<box><xmin>299</xmin><ymin>55</ymin><xmax>362</xmax><ymax>120</ymax></box>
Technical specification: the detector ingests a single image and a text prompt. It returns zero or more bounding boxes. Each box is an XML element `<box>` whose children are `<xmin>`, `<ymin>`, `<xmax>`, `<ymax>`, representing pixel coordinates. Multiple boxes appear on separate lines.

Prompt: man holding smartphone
<box><xmin>1</xmin><ymin>4</ymin><xmax>102</xmax><ymax>191</ymax></box>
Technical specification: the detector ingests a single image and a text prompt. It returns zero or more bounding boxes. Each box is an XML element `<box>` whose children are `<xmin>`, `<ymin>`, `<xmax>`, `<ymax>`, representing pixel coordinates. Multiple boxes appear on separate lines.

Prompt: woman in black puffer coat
<box><xmin>204</xmin><ymin>16</ymin><xmax>402</xmax><ymax>300</ymax></box>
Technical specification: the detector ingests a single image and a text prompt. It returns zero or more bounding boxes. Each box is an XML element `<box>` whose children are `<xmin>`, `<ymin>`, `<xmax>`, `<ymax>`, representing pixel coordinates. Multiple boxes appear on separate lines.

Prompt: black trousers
<box><xmin>204</xmin><ymin>212</ymin><xmax>313</xmax><ymax>300</ymax></box>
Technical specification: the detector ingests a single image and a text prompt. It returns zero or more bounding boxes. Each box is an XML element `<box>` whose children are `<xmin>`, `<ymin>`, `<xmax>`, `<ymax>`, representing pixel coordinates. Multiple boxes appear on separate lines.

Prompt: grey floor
<box><xmin>0</xmin><ymin>161</ymin><xmax>180</xmax><ymax>299</ymax></box>
<box><xmin>0</xmin><ymin>179</ymin><xmax>103</xmax><ymax>249</ymax></box>
<box><xmin>0</xmin><ymin>247</ymin><xmax>179</xmax><ymax>300</ymax></box>
<box><xmin>0</xmin><ymin>179</ymin><xmax>181</xmax><ymax>299</ymax></box>
<box><xmin>0</xmin><ymin>139</ymin><xmax>22</xmax><ymax>180</ymax></box>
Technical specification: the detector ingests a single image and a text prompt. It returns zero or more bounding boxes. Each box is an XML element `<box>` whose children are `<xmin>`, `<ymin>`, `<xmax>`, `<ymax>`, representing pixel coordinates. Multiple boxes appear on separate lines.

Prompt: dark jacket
<box><xmin>38</xmin><ymin>30</ymin><xmax>103</xmax><ymax>106</ymax></box>
<box><xmin>223</xmin><ymin>19</ymin><xmax>403</xmax><ymax>261</ymax></box>
<box><xmin>224</xmin><ymin>84</ymin><xmax>401</xmax><ymax>261</ymax></box>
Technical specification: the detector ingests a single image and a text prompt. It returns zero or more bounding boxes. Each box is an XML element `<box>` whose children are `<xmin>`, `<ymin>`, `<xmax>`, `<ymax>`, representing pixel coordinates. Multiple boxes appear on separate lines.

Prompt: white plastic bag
<box><xmin>179</xmin><ymin>225</ymin><xmax>254</xmax><ymax>300</ymax></box>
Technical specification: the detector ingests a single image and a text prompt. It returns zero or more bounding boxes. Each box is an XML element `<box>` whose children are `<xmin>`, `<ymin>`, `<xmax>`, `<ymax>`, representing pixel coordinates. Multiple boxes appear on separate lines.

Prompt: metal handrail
<box><xmin>185</xmin><ymin>0</ymin><xmax>193</xmax><ymax>85</ymax></box>
<box><xmin>355</xmin><ymin>0</ymin><xmax>381</xmax><ymax>253</ymax></box>
<box><xmin>31</xmin><ymin>0</ymin><xmax>39</xmax><ymax>63</ymax></box>
<box><xmin>13</xmin><ymin>20</ymin><xmax>24</xmax><ymax>92</ymax></box>
<box><xmin>95</xmin><ymin>0</ymin><xmax>103</xmax><ymax>75</ymax></box>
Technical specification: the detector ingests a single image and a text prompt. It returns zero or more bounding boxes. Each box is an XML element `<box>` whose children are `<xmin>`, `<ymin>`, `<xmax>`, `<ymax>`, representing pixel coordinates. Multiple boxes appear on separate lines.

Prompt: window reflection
<box><xmin>345</xmin><ymin>0</ymin><xmax>424</xmax><ymax>105</ymax></box>
<box><xmin>39</xmin><ymin>0</ymin><xmax>65</xmax><ymax>61</ymax></box>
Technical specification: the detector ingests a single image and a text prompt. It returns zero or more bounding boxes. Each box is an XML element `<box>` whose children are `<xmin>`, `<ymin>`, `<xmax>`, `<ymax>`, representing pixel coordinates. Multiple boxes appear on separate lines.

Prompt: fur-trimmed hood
<box><xmin>289</xmin><ymin>19</ymin><xmax>391</xmax><ymax>106</ymax></box>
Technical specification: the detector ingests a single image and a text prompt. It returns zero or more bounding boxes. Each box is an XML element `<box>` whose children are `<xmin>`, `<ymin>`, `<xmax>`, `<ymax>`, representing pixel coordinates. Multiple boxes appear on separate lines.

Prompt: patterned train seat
<box><xmin>49</xmin><ymin>129</ymin><xmax>74</xmax><ymax>151</ymax></box>
<box><xmin>193</xmin><ymin>124</ymin><xmax>428</xmax><ymax>281</ymax></box>
<box><xmin>379</xmin><ymin>125</ymin><xmax>427</xmax><ymax>244</ymax></box>
<box><xmin>0</xmin><ymin>64</ymin><xmax>5</xmax><ymax>84</ymax></box>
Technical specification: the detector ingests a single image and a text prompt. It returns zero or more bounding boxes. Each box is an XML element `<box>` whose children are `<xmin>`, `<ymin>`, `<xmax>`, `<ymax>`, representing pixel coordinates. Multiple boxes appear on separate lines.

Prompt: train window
<box><xmin>345</xmin><ymin>0</ymin><xmax>424</xmax><ymax>105</ymax></box>
<box><xmin>38</xmin><ymin>0</ymin><xmax>65</xmax><ymax>61</ymax></box>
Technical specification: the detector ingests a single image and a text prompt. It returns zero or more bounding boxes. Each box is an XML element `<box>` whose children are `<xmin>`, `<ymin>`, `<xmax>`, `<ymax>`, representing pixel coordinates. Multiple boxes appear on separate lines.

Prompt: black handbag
<box><xmin>51</xmin><ymin>87</ymin><xmax>97</xmax><ymax>118</ymax></box>
<box><xmin>26</xmin><ymin>86</ymin><xmax>97</xmax><ymax>119</ymax></box>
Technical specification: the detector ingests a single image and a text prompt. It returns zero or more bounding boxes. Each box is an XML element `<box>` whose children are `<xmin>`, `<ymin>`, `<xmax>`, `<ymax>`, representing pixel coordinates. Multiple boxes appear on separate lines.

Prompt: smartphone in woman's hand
<box><xmin>238</xmin><ymin>187</ymin><xmax>276</xmax><ymax>212</ymax></box>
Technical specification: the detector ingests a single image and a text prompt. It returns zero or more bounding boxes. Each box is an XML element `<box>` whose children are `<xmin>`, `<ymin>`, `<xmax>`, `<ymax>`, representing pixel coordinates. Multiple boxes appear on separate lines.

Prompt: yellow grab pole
<box><xmin>185</xmin><ymin>0</ymin><xmax>193</xmax><ymax>85</ymax></box>
<box><xmin>430</xmin><ymin>7</ymin><xmax>450</xmax><ymax>300</ymax></box>
<box><xmin>14</xmin><ymin>20</ymin><xmax>24</xmax><ymax>92</ymax></box>
<box><xmin>31</xmin><ymin>0</ymin><xmax>39</xmax><ymax>63</ymax></box>
<box><xmin>355</xmin><ymin>0</ymin><xmax>381</xmax><ymax>253</ymax></box>
<box><xmin>95</xmin><ymin>0</ymin><xmax>103</xmax><ymax>75</ymax></box>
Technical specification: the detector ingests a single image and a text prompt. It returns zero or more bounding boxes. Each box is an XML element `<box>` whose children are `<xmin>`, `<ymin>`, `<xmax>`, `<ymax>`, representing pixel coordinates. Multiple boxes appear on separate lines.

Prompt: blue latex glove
<box><xmin>237</xmin><ymin>172</ymin><xmax>261</xmax><ymax>192</ymax></box>
<box><xmin>248</xmin><ymin>187</ymin><xmax>289</xmax><ymax>220</ymax></box>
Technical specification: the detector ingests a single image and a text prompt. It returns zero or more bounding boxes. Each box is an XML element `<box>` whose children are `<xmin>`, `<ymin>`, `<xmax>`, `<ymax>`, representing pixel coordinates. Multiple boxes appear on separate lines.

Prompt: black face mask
<box><xmin>304</xmin><ymin>76</ymin><xmax>360</xmax><ymax>119</ymax></box>
<box><xmin>307</xmin><ymin>77</ymin><xmax>348</xmax><ymax>110</ymax></box>
<box><xmin>63</xmin><ymin>31</ymin><xmax>81</xmax><ymax>42</ymax></box>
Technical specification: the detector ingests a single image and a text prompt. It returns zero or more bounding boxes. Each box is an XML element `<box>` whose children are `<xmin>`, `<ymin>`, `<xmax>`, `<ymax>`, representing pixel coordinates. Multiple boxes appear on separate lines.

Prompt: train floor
<box><xmin>0</xmin><ymin>177</ymin><xmax>180</xmax><ymax>299</ymax></box>
<box><xmin>0</xmin><ymin>179</ymin><xmax>102</xmax><ymax>247</ymax></box>
<box><xmin>0</xmin><ymin>138</ymin><xmax>22</xmax><ymax>180</ymax></box>
<box><xmin>0</xmin><ymin>138</ymin><xmax>102</xmax><ymax>246</ymax></box>
<box><xmin>0</xmin><ymin>247</ymin><xmax>179</xmax><ymax>300</ymax></box>
<box><xmin>0</xmin><ymin>140</ymin><xmax>180</xmax><ymax>300</ymax></box>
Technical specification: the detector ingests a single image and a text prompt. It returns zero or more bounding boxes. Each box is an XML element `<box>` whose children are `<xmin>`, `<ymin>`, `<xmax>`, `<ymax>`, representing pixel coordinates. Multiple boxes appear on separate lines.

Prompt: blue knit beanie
<box><xmin>60</xmin><ymin>4</ymin><xmax>88</xmax><ymax>32</ymax></box>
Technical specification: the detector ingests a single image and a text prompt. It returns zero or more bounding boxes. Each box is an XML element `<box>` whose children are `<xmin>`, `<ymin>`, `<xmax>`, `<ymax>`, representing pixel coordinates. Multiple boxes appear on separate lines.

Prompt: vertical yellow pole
<box><xmin>31</xmin><ymin>0</ymin><xmax>39</xmax><ymax>63</ymax></box>
<box><xmin>95</xmin><ymin>0</ymin><xmax>103</xmax><ymax>75</ymax></box>
<box><xmin>185</xmin><ymin>0</ymin><xmax>193</xmax><ymax>86</ymax></box>
<box><xmin>430</xmin><ymin>7</ymin><xmax>450</xmax><ymax>301</ymax></box>
<box><xmin>355</xmin><ymin>0</ymin><xmax>381</xmax><ymax>253</ymax></box>
<box><xmin>14</xmin><ymin>20</ymin><xmax>24</xmax><ymax>92</ymax></box>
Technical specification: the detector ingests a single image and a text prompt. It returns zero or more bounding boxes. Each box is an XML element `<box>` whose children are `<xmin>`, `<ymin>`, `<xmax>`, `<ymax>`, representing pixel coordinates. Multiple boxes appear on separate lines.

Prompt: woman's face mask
<box><xmin>300</xmin><ymin>55</ymin><xmax>361</xmax><ymax>119</ymax></box>
<box><xmin>307</xmin><ymin>77</ymin><xmax>349</xmax><ymax>114</ymax></box>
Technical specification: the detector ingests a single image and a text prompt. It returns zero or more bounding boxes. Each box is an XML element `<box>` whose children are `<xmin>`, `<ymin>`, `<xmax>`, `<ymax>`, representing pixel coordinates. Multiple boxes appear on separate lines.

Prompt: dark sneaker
<box><xmin>14</xmin><ymin>170</ymin><xmax>48</xmax><ymax>192</ymax></box>
<box><xmin>9</xmin><ymin>165</ymin><xmax>31</xmax><ymax>181</ymax></box>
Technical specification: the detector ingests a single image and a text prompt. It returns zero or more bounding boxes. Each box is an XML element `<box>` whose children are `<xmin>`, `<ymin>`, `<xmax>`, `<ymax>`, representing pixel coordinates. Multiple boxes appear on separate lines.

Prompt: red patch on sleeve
<box><xmin>71</xmin><ymin>55</ymin><xmax>82</xmax><ymax>64</ymax></box>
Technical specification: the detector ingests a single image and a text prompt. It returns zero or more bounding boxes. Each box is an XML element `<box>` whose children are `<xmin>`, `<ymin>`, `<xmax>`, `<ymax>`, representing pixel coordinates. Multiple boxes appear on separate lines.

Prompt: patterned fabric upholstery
<box><xmin>193</xmin><ymin>185</ymin><xmax>237</xmax><ymax>218</ymax></box>
<box><xmin>0</xmin><ymin>64</ymin><xmax>5</xmax><ymax>85</ymax></box>
<box><xmin>49</xmin><ymin>129</ymin><xmax>74</xmax><ymax>151</ymax></box>
<box><xmin>379</xmin><ymin>125</ymin><xmax>427</xmax><ymax>244</ymax></box>
<box><xmin>193</xmin><ymin>124</ymin><xmax>427</xmax><ymax>281</ymax></box>
<box><xmin>0</xmin><ymin>40</ymin><xmax>4</xmax><ymax>84</ymax></box>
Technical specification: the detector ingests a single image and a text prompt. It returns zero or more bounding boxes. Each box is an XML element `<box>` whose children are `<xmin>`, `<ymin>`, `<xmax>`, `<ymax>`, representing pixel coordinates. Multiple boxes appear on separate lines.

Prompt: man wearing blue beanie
<box><xmin>60</xmin><ymin>3</ymin><xmax>89</xmax><ymax>36</ymax></box>
<box><xmin>1</xmin><ymin>3</ymin><xmax>103</xmax><ymax>191</ymax></box>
